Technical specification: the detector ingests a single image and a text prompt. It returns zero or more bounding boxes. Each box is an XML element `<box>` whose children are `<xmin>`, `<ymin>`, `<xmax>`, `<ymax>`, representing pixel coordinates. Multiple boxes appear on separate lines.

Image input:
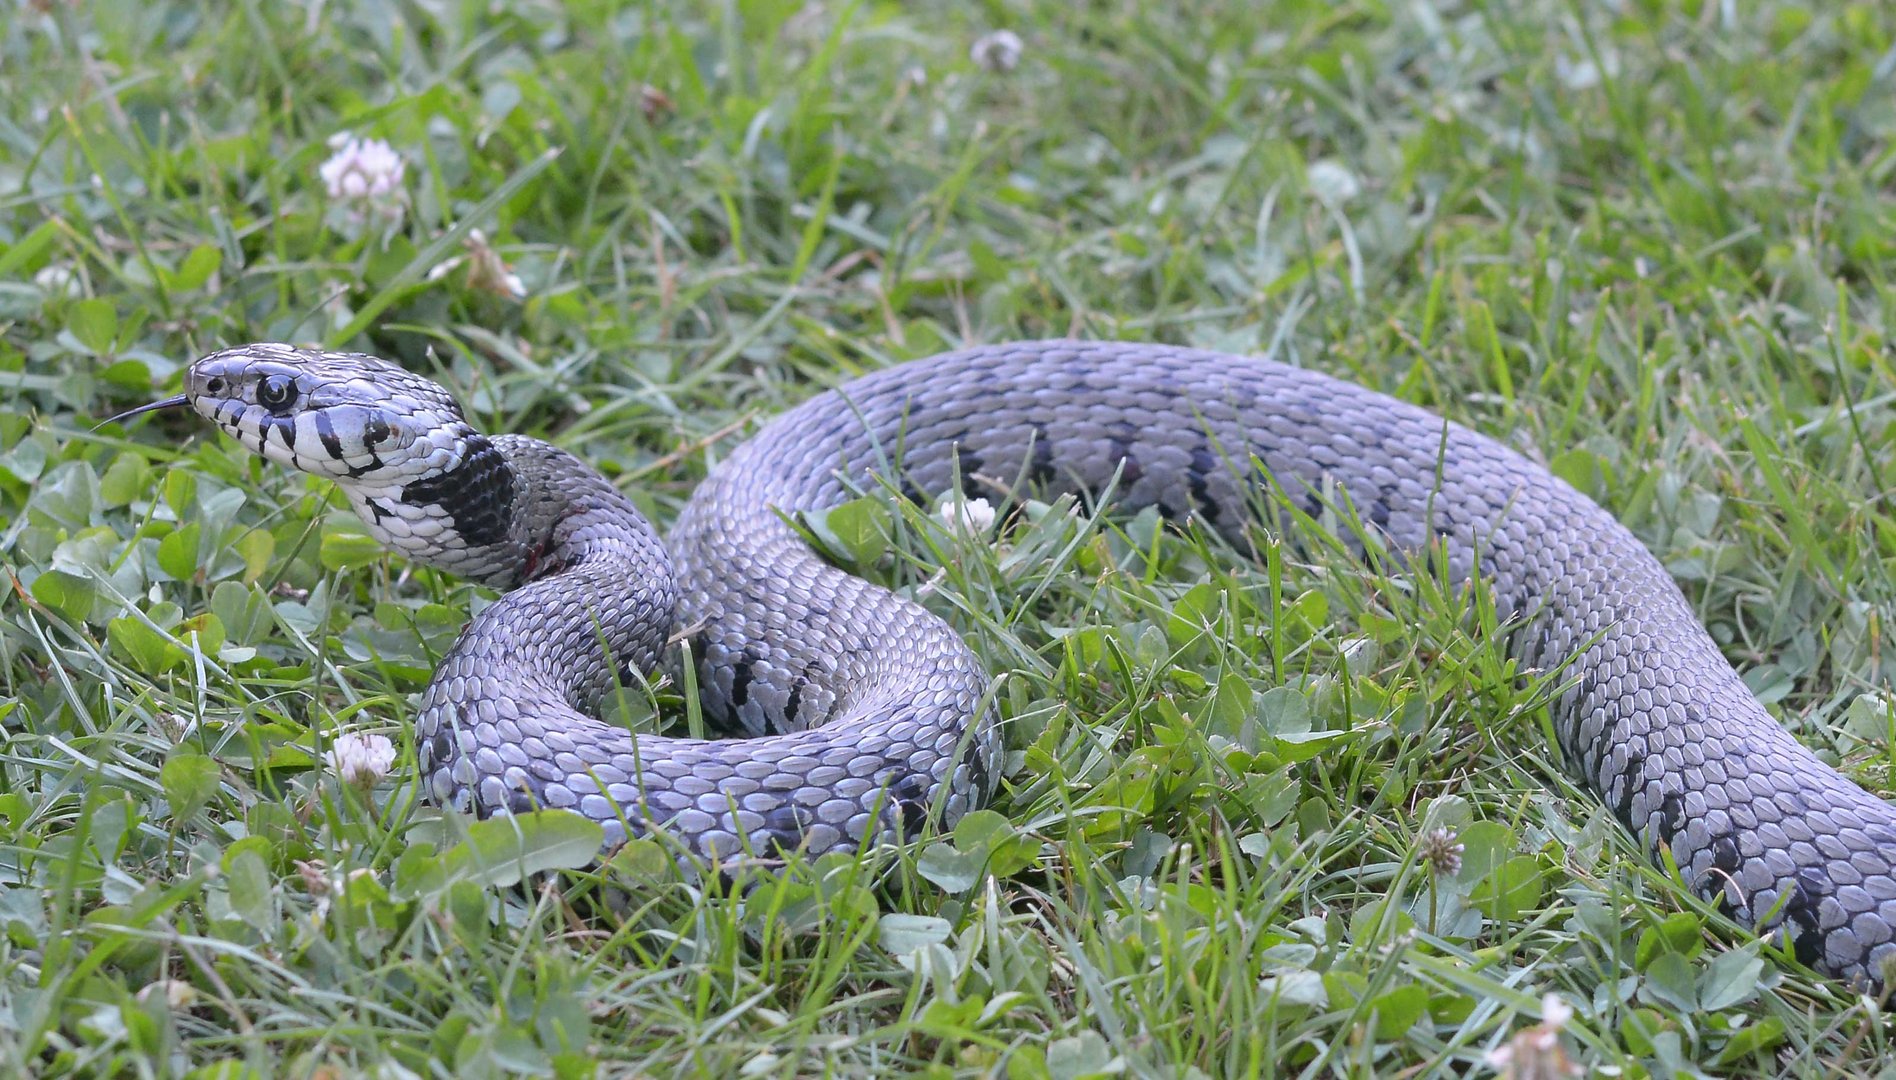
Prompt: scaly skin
<box><xmin>136</xmin><ymin>339</ymin><xmax>1896</xmax><ymax>986</ymax></box>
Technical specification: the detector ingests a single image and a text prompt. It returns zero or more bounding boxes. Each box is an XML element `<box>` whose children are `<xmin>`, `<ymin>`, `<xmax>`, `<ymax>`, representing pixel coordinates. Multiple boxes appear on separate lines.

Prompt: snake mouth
<box><xmin>95</xmin><ymin>394</ymin><xmax>190</xmax><ymax>430</ymax></box>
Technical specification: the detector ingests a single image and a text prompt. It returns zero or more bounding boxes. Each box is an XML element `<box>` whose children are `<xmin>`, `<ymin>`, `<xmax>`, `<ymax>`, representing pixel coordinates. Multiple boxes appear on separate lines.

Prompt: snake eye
<box><xmin>256</xmin><ymin>374</ymin><xmax>298</xmax><ymax>415</ymax></box>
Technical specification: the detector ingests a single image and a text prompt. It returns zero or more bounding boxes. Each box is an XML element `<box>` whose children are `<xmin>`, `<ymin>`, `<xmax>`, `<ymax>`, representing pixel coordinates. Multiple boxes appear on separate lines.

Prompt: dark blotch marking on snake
<box><xmin>1300</xmin><ymin>487</ymin><xmax>1326</xmax><ymax>520</ymax></box>
<box><xmin>780</xmin><ymin>659</ymin><xmax>826</xmax><ymax>730</ymax></box>
<box><xmin>1368</xmin><ymin>482</ymin><xmax>1398</xmax><ymax>530</ymax></box>
<box><xmin>1189</xmin><ymin>442</ymin><xmax>1222</xmax><ymax>525</ymax></box>
<box><xmin>900</xmin><ymin>475</ymin><xmax>927</xmax><ymax>507</ymax></box>
<box><xmin>954</xmin><ymin>443</ymin><xmax>985</xmax><ymax>499</ymax></box>
<box><xmin>401</xmin><ymin>434</ymin><xmax>515</xmax><ymax>548</ymax></box>
<box><xmin>1028</xmin><ymin>423</ymin><xmax>1057</xmax><ymax>488</ymax></box>
<box><xmin>782</xmin><ymin>679</ymin><xmax>805</xmax><ymax>728</ymax></box>
<box><xmin>266</xmin><ymin>414</ymin><xmax>297</xmax><ymax>451</ymax></box>
<box><xmin>762</xmin><ymin>805</ymin><xmax>813</xmax><ymax>853</ymax></box>
<box><xmin>1533</xmin><ymin>621</ymin><xmax>1558</xmax><ymax>675</ymax></box>
<box><xmin>1786</xmin><ymin>869</ymin><xmax>1832</xmax><ymax>966</ymax></box>
<box><xmin>675</xmin><ymin>631</ymin><xmax>752</xmax><ymax>737</ymax></box>
<box><xmin>730</xmin><ymin>659</ymin><xmax>755</xmax><ymax>709</ymax></box>
<box><xmin>893</xmin><ymin>774</ymin><xmax>931</xmax><ymax>838</ymax></box>
<box><xmin>313</xmin><ymin>410</ymin><xmax>346</xmax><ymax>461</ymax></box>
<box><xmin>1107</xmin><ymin>421</ymin><xmax>1144</xmax><ymax>486</ymax></box>
<box><xmin>1570</xmin><ymin>667</ymin><xmax>1610</xmax><ymax>777</ymax></box>
<box><xmin>1660</xmin><ymin>791</ymin><xmax>1686</xmax><ymax>847</ymax></box>
<box><xmin>961</xmin><ymin>735</ymin><xmax>993</xmax><ymax>799</ymax></box>
<box><xmin>424</xmin><ymin>726</ymin><xmax>454</xmax><ymax>775</ymax></box>
<box><xmin>506</xmin><ymin>778</ymin><xmax>549</xmax><ymax>816</ymax></box>
<box><xmin>1611</xmin><ymin>767</ymin><xmax>1640</xmax><ymax>832</ymax></box>
<box><xmin>311</xmin><ymin>410</ymin><xmax>380</xmax><ymax>478</ymax></box>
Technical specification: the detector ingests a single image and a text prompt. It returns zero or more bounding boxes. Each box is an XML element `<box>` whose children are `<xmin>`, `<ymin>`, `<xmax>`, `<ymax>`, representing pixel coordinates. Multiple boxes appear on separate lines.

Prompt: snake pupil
<box><xmin>256</xmin><ymin>375</ymin><xmax>298</xmax><ymax>416</ymax></box>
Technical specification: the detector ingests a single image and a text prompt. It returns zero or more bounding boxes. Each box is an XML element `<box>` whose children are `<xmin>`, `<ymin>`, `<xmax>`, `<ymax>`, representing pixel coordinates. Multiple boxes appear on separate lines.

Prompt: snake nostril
<box><xmin>206</xmin><ymin>377</ymin><xmax>225</xmax><ymax>395</ymax></box>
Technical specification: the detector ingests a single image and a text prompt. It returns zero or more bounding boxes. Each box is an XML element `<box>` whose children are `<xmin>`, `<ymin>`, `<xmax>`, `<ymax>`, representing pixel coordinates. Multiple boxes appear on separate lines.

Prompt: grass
<box><xmin>3</xmin><ymin>0</ymin><xmax>1896</xmax><ymax>1074</ymax></box>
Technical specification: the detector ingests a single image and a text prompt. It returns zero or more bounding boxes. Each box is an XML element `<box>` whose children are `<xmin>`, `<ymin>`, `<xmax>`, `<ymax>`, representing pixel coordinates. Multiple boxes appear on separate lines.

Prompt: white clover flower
<box><xmin>137</xmin><ymin>979</ymin><xmax>197</xmax><ymax>1010</ymax></box>
<box><xmin>1485</xmin><ymin>993</ymin><xmax>1580</xmax><ymax>1078</ymax></box>
<box><xmin>1554</xmin><ymin>56</ymin><xmax>1600</xmax><ymax>90</ymax></box>
<box><xmin>1305</xmin><ymin>159</ymin><xmax>1361</xmax><ymax>207</ymax></box>
<box><xmin>318</xmin><ymin>133</ymin><xmax>408</xmax><ymax>234</ymax></box>
<box><xmin>937</xmin><ymin>495</ymin><xmax>997</xmax><ymax>536</ymax></box>
<box><xmin>327</xmin><ymin>732</ymin><xmax>396</xmax><ymax>785</ymax></box>
<box><xmin>427</xmin><ymin>228</ymin><xmax>526</xmax><ymax>300</ymax></box>
<box><xmin>32</xmin><ymin>263</ymin><xmax>79</xmax><ymax>299</ymax></box>
<box><xmin>970</xmin><ymin>30</ymin><xmax>1023</xmax><ymax>73</ymax></box>
<box><xmin>1538</xmin><ymin>993</ymin><xmax>1572</xmax><ymax>1029</ymax></box>
<box><xmin>1418</xmin><ymin>826</ymin><xmax>1464</xmax><ymax>877</ymax></box>
<box><xmin>321</xmin><ymin>133</ymin><xmax>405</xmax><ymax>201</ymax></box>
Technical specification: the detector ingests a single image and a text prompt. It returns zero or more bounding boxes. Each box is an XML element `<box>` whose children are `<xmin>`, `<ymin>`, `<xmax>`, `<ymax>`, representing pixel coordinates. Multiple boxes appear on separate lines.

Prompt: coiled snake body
<box><xmin>120</xmin><ymin>340</ymin><xmax>1896</xmax><ymax>984</ymax></box>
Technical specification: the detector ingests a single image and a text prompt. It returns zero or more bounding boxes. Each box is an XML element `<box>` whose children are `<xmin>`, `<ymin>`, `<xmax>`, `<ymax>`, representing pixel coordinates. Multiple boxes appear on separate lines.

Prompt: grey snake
<box><xmin>109</xmin><ymin>339</ymin><xmax>1896</xmax><ymax>985</ymax></box>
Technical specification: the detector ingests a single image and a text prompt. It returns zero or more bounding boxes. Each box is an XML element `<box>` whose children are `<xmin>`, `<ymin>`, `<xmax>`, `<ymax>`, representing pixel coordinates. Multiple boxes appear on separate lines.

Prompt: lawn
<box><xmin>3</xmin><ymin>0</ymin><xmax>1896</xmax><ymax>1075</ymax></box>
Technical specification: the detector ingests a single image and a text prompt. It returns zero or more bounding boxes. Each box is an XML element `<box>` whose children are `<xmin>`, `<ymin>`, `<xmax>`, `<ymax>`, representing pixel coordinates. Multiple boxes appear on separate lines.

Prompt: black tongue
<box><xmin>95</xmin><ymin>394</ymin><xmax>190</xmax><ymax>430</ymax></box>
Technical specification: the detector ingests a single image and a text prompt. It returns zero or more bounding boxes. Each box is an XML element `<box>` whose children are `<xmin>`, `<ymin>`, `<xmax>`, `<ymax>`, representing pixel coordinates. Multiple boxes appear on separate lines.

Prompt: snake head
<box><xmin>109</xmin><ymin>343</ymin><xmax>476</xmax><ymax>487</ymax></box>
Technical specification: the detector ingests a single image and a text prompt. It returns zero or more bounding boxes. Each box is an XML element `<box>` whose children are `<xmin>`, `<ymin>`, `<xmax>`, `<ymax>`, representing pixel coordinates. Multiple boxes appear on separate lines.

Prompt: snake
<box><xmin>106</xmin><ymin>338</ymin><xmax>1896</xmax><ymax>985</ymax></box>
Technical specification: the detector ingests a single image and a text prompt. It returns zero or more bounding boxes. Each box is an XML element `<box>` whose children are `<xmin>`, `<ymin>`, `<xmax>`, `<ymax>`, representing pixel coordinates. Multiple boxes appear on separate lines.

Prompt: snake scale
<box><xmin>111</xmin><ymin>339</ymin><xmax>1896</xmax><ymax>985</ymax></box>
